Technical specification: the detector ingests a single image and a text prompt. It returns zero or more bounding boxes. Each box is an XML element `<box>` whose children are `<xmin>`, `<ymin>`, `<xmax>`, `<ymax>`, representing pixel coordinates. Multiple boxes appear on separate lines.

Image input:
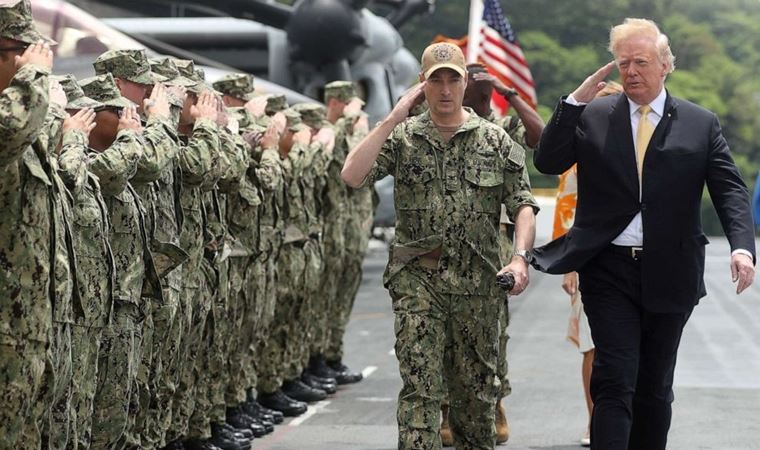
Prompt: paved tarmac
<box><xmin>257</xmin><ymin>234</ymin><xmax>760</xmax><ymax>450</ymax></box>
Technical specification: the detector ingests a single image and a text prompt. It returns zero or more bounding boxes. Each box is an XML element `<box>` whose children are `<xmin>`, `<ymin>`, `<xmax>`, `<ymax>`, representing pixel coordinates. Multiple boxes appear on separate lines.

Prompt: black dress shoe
<box><xmin>183</xmin><ymin>439</ymin><xmax>222</xmax><ymax>450</ymax></box>
<box><xmin>258</xmin><ymin>390</ymin><xmax>308</xmax><ymax>417</ymax></box>
<box><xmin>282</xmin><ymin>379</ymin><xmax>328</xmax><ymax>403</ymax></box>
<box><xmin>211</xmin><ymin>423</ymin><xmax>251</xmax><ymax>450</ymax></box>
<box><xmin>309</xmin><ymin>354</ymin><xmax>341</xmax><ymax>379</ymax></box>
<box><xmin>327</xmin><ymin>360</ymin><xmax>363</xmax><ymax>384</ymax></box>
<box><xmin>217</xmin><ymin>422</ymin><xmax>254</xmax><ymax>440</ymax></box>
<box><xmin>302</xmin><ymin>372</ymin><xmax>337</xmax><ymax>394</ymax></box>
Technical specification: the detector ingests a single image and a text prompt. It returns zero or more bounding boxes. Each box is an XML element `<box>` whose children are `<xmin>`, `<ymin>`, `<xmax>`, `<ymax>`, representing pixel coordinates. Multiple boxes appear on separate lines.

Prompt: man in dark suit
<box><xmin>530</xmin><ymin>18</ymin><xmax>756</xmax><ymax>450</ymax></box>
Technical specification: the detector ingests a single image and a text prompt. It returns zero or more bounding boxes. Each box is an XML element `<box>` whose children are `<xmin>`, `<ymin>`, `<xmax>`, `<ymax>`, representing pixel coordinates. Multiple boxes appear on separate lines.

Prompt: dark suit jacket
<box><xmin>532</xmin><ymin>92</ymin><xmax>756</xmax><ymax>313</ymax></box>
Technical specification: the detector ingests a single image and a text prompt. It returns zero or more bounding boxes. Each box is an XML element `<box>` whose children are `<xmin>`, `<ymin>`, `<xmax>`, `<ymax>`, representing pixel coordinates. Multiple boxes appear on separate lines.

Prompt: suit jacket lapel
<box><xmin>646</xmin><ymin>92</ymin><xmax>678</xmax><ymax>156</ymax></box>
<box><xmin>608</xmin><ymin>94</ymin><xmax>640</xmax><ymax>197</ymax></box>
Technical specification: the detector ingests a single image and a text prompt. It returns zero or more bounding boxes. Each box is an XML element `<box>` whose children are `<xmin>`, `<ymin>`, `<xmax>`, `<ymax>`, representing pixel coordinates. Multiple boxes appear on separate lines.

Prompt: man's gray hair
<box><xmin>609</xmin><ymin>18</ymin><xmax>675</xmax><ymax>73</ymax></box>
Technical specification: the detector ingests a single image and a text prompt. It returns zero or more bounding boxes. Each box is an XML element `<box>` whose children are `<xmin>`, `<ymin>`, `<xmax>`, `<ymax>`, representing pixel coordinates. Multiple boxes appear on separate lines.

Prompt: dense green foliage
<box><xmin>397</xmin><ymin>0</ymin><xmax>760</xmax><ymax>233</ymax></box>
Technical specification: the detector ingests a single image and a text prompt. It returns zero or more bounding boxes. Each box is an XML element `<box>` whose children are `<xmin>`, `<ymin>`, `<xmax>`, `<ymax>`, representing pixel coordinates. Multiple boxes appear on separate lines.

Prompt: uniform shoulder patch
<box><xmin>506</xmin><ymin>142</ymin><xmax>526</xmax><ymax>169</ymax></box>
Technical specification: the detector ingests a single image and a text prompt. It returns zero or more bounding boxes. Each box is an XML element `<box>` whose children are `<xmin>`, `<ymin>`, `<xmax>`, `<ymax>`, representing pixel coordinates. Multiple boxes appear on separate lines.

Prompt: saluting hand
<box><xmin>260</xmin><ymin>112</ymin><xmax>286</xmax><ymax>150</ymax></box>
<box><xmin>344</xmin><ymin>97</ymin><xmax>364</xmax><ymax>116</ymax></box>
<box><xmin>49</xmin><ymin>79</ymin><xmax>68</xmax><ymax>109</ymax></box>
<box><xmin>144</xmin><ymin>83</ymin><xmax>171</xmax><ymax>120</ymax></box>
<box><xmin>15</xmin><ymin>40</ymin><xmax>53</xmax><ymax>71</ymax></box>
<box><xmin>244</xmin><ymin>95</ymin><xmax>268</xmax><ymax>118</ymax></box>
<box><xmin>191</xmin><ymin>91</ymin><xmax>218</xmax><ymax>122</ymax></box>
<box><xmin>731</xmin><ymin>253</ymin><xmax>755</xmax><ymax>295</ymax></box>
<box><xmin>388</xmin><ymin>82</ymin><xmax>426</xmax><ymax>125</ymax></box>
<box><xmin>63</xmin><ymin>108</ymin><xmax>96</xmax><ymax>135</ymax></box>
<box><xmin>313</xmin><ymin>127</ymin><xmax>335</xmax><ymax>152</ymax></box>
<box><xmin>118</xmin><ymin>105</ymin><xmax>142</xmax><ymax>133</ymax></box>
<box><xmin>570</xmin><ymin>61</ymin><xmax>616</xmax><ymax>103</ymax></box>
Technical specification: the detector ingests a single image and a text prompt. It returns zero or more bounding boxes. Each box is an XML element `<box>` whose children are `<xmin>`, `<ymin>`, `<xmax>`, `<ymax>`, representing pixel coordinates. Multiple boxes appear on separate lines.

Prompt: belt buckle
<box><xmin>631</xmin><ymin>247</ymin><xmax>643</xmax><ymax>260</ymax></box>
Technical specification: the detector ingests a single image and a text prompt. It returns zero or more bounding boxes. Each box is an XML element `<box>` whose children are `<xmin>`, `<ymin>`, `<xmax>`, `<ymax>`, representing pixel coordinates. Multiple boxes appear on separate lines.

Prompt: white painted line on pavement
<box><xmin>357</xmin><ymin>397</ymin><xmax>394</xmax><ymax>402</ymax></box>
<box><xmin>288</xmin><ymin>400</ymin><xmax>330</xmax><ymax>427</ymax></box>
<box><xmin>362</xmin><ymin>365</ymin><xmax>378</xmax><ymax>378</ymax></box>
<box><xmin>359</xmin><ymin>330</ymin><xmax>370</xmax><ymax>336</ymax></box>
<box><xmin>388</xmin><ymin>348</ymin><xmax>395</xmax><ymax>356</ymax></box>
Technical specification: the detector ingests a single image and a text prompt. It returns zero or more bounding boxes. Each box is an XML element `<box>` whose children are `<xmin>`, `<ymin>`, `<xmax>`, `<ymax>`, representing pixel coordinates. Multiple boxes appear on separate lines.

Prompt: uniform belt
<box><xmin>609</xmin><ymin>245</ymin><xmax>644</xmax><ymax>260</ymax></box>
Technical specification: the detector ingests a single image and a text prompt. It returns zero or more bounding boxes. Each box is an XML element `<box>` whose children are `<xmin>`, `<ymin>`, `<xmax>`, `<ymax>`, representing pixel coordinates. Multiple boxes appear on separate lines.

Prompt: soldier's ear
<box><xmin>418</xmin><ymin>73</ymin><xmax>425</xmax><ymax>83</ymax></box>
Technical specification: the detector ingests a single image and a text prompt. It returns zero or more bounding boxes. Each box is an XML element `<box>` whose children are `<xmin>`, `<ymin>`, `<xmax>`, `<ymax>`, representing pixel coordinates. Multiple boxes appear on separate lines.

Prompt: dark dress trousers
<box><xmin>531</xmin><ymin>92</ymin><xmax>756</xmax><ymax>450</ymax></box>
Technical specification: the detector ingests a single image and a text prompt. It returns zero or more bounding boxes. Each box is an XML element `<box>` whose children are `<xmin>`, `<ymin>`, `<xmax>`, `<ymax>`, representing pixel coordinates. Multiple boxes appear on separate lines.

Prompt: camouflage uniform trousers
<box><xmin>91</xmin><ymin>301</ymin><xmax>143</xmax><ymax>450</ymax></box>
<box><xmin>390</xmin><ymin>265</ymin><xmax>502</xmax><ymax>450</ymax></box>
<box><xmin>171</xmin><ymin>272</ymin><xmax>212</xmax><ymax>440</ymax></box>
<box><xmin>226</xmin><ymin>256</ymin><xmax>263</xmax><ymax>405</ymax></box>
<box><xmin>289</xmin><ymin>238</ymin><xmax>323</xmax><ymax>378</ymax></box>
<box><xmin>186</xmin><ymin>258</ymin><xmax>223</xmax><ymax>439</ymax></box>
<box><xmin>124</xmin><ymin>298</ymin><xmax>155</xmax><ymax>449</ymax></box>
<box><xmin>141</xmin><ymin>270</ymin><xmax>183</xmax><ymax>449</ymax></box>
<box><xmin>209</xmin><ymin>256</ymin><xmax>233</xmax><ymax>425</ymax></box>
<box><xmin>311</xmin><ymin>231</ymin><xmax>345</xmax><ymax>356</ymax></box>
<box><xmin>0</xmin><ymin>339</ymin><xmax>48</xmax><ymax>450</ymax></box>
<box><xmin>257</xmin><ymin>243</ymin><xmax>306</xmax><ymax>393</ymax></box>
<box><xmin>251</xmin><ymin>250</ymin><xmax>280</xmax><ymax>395</ymax></box>
<box><xmin>325</xmin><ymin>250</ymin><xmax>363</xmax><ymax>363</ymax></box>
<box><xmin>42</xmin><ymin>321</ymin><xmax>73</xmax><ymax>450</ymax></box>
<box><xmin>65</xmin><ymin>324</ymin><xmax>103</xmax><ymax>450</ymax></box>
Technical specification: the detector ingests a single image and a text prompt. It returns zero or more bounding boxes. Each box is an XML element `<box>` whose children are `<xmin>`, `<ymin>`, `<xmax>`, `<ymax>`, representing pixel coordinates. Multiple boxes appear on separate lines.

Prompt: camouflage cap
<box><xmin>292</xmin><ymin>103</ymin><xmax>328</xmax><ymax>129</ymax></box>
<box><xmin>80</xmin><ymin>73</ymin><xmax>136</xmax><ymax>110</ymax></box>
<box><xmin>174</xmin><ymin>59</ymin><xmax>208</xmax><ymax>94</ymax></box>
<box><xmin>148</xmin><ymin>57</ymin><xmax>196</xmax><ymax>87</ymax></box>
<box><xmin>324</xmin><ymin>80</ymin><xmax>356</xmax><ymax>103</ymax></box>
<box><xmin>53</xmin><ymin>74</ymin><xmax>104</xmax><ymax>111</ymax></box>
<box><xmin>265</xmin><ymin>94</ymin><xmax>288</xmax><ymax>115</ymax></box>
<box><xmin>212</xmin><ymin>73</ymin><xmax>256</xmax><ymax>102</ymax></box>
<box><xmin>283</xmin><ymin>108</ymin><xmax>309</xmax><ymax>132</ymax></box>
<box><xmin>93</xmin><ymin>49</ymin><xmax>166</xmax><ymax>85</ymax></box>
<box><xmin>0</xmin><ymin>0</ymin><xmax>56</xmax><ymax>45</ymax></box>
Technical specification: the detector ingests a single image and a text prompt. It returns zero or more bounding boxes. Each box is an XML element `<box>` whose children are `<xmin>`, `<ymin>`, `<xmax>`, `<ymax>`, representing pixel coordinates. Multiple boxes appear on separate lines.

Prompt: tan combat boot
<box><xmin>496</xmin><ymin>400</ymin><xmax>510</xmax><ymax>444</ymax></box>
<box><xmin>440</xmin><ymin>404</ymin><xmax>454</xmax><ymax>447</ymax></box>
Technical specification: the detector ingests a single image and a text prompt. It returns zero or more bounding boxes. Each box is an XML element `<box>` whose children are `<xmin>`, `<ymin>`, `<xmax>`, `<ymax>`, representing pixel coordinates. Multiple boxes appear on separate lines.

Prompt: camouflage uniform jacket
<box><xmin>59</xmin><ymin>129</ymin><xmax>115</xmax><ymax>328</ymax></box>
<box><xmin>281</xmin><ymin>145</ymin><xmax>309</xmax><ymax>245</ymax></box>
<box><xmin>487</xmin><ymin>112</ymin><xmax>531</xmax><ymax>150</ymax></box>
<box><xmin>343</xmin><ymin>113</ymin><xmax>374</xmax><ymax>256</ymax></box>
<box><xmin>89</xmin><ymin>130</ymin><xmax>162</xmax><ymax>305</ymax></box>
<box><xmin>300</xmin><ymin>141</ymin><xmax>327</xmax><ymax>238</ymax></box>
<box><xmin>226</xmin><ymin>134</ymin><xmax>262</xmax><ymax>258</ymax></box>
<box><xmin>42</xmin><ymin>105</ymin><xmax>77</xmax><ymax>325</ymax></box>
<box><xmin>177</xmin><ymin>119</ymin><xmax>220</xmax><ymax>287</ymax></box>
<box><xmin>0</xmin><ymin>64</ymin><xmax>53</xmax><ymax>344</ymax></box>
<box><xmin>254</xmin><ymin>147</ymin><xmax>285</xmax><ymax>261</ymax></box>
<box><xmin>364</xmin><ymin>108</ymin><xmax>539</xmax><ymax>295</ymax></box>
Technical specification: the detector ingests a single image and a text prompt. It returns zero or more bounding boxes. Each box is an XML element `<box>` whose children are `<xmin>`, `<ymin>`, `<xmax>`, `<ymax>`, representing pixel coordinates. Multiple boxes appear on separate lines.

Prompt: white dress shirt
<box><xmin>564</xmin><ymin>90</ymin><xmax>752</xmax><ymax>259</ymax></box>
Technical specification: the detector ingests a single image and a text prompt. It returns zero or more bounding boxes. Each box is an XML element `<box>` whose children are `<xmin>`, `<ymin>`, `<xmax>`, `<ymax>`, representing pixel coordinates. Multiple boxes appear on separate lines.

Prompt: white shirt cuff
<box><xmin>732</xmin><ymin>249</ymin><xmax>754</xmax><ymax>260</ymax></box>
<box><xmin>565</xmin><ymin>94</ymin><xmax>587</xmax><ymax>106</ymax></box>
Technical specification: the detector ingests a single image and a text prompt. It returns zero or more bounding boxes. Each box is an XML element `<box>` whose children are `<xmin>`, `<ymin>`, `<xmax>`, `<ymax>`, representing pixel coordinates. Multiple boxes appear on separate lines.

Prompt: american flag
<box><xmin>468</xmin><ymin>0</ymin><xmax>538</xmax><ymax>110</ymax></box>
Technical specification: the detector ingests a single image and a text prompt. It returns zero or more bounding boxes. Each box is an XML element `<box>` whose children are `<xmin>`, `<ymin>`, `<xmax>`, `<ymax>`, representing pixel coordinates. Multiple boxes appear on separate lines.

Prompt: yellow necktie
<box><xmin>636</xmin><ymin>105</ymin><xmax>655</xmax><ymax>180</ymax></box>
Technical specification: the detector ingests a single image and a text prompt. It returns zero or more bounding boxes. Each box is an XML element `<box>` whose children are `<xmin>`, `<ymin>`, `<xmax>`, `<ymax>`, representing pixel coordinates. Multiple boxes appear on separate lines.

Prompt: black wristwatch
<box><xmin>502</xmin><ymin>87</ymin><xmax>518</xmax><ymax>98</ymax></box>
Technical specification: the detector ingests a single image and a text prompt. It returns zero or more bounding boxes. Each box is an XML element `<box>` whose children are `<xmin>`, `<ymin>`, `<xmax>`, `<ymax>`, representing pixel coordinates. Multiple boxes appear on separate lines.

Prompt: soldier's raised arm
<box><xmin>341</xmin><ymin>82</ymin><xmax>425</xmax><ymax>187</ymax></box>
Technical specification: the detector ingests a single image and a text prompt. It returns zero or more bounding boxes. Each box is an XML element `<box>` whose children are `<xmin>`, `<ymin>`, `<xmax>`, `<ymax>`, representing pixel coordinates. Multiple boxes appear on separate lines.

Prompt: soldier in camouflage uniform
<box><xmin>342</xmin><ymin>43</ymin><xmax>538</xmax><ymax>450</ymax></box>
<box><xmin>53</xmin><ymin>75</ymin><xmax>115</xmax><ymax>450</ymax></box>
<box><xmin>80</xmin><ymin>73</ymin><xmax>163</xmax><ymax>450</ymax></box>
<box><xmin>163</xmin><ymin>61</ymin><xmax>221</xmax><ymax>446</ymax></box>
<box><xmin>434</xmin><ymin>63</ymin><xmax>547</xmax><ymax>446</ymax></box>
<box><xmin>93</xmin><ymin>49</ymin><xmax>183</xmax><ymax>449</ymax></box>
<box><xmin>0</xmin><ymin>5</ymin><xmax>57</xmax><ymax>447</ymax></box>
<box><xmin>291</xmin><ymin>103</ymin><xmax>341</xmax><ymax>392</ymax></box>
<box><xmin>322</xmin><ymin>81</ymin><xmax>372</xmax><ymax>384</ymax></box>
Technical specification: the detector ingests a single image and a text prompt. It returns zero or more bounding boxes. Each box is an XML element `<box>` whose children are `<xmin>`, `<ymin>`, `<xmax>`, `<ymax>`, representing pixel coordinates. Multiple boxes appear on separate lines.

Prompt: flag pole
<box><xmin>466</xmin><ymin>0</ymin><xmax>483</xmax><ymax>63</ymax></box>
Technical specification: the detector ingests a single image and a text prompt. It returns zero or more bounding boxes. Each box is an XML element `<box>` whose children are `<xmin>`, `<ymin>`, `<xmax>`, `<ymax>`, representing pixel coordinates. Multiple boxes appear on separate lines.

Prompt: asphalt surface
<box><xmin>256</xmin><ymin>224</ymin><xmax>760</xmax><ymax>449</ymax></box>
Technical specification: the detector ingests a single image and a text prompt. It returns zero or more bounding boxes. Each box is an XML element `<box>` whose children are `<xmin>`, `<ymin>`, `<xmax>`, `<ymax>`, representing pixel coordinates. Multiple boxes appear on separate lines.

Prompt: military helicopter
<box><xmin>67</xmin><ymin>0</ymin><xmax>435</xmax><ymax>124</ymax></box>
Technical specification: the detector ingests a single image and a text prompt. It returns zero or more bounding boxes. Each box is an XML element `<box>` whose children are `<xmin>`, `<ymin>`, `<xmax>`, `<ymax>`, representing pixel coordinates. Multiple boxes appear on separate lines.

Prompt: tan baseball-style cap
<box><xmin>420</xmin><ymin>42</ymin><xmax>466</xmax><ymax>79</ymax></box>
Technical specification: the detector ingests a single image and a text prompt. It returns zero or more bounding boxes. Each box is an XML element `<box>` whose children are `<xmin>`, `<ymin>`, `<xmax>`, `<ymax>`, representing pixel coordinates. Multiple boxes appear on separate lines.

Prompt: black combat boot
<box><xmin>258</xmin><ymin>389</ymin><xmax>308</xmax><ymax>417</ymax></box>
<box><xmin>209</xmin><ymin>422</ymin><xmax>249</xmax><ymax>450</ymax></box>
<box><xmin>308</xmin><ymin>354</ymin><xmax>340</xmax><ymax>379</ymax></box>
<box><xmin>282</xmin><ymin>378</ymin><xmax>327</xmax><ymax>403</ymax></box>
<box><xmin>327</xmin><ymin>359</ymin><xmax>363</xmax><ymax>385</ymax></box>
<box><xmin>226</xmin><ymin>406</ymin><xmax>267</xmax><ymax>438</ymax></box>
<box><xmin>183</xmin><ymin>438</ymin><xmax>222</xmax><ymax>450</ymax></box>
<box><xmin>302</xmin><ymin>371</ymin><xmax>337</xmax><ymax>394</ymax></box>
<box><xmin>246</xmin><ymin>388</ymin><xmax>284</xmax><ymax>424</ymax></box>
